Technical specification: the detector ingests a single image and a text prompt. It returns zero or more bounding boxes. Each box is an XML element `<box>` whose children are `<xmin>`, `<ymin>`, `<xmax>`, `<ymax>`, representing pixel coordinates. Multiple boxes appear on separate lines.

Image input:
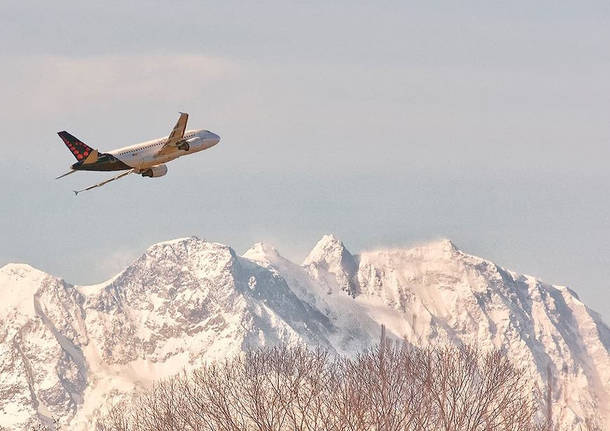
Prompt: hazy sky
<box><xmin>1</xmin><ymin>1</ymin><xmax>609</xmax><ymax>321</ymax></box>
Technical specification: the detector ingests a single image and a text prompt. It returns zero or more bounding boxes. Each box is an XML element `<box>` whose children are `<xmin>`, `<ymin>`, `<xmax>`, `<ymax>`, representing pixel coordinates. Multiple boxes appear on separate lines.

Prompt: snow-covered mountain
<box><xmin>1</xmin><ymin>236</ymin><xmax>608</xmax><ymax>429</ymax></box>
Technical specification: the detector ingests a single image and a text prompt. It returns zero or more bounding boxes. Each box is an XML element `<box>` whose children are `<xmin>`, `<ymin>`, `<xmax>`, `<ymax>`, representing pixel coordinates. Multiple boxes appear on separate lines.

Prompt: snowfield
<box><xmin>0</xmin><ymin>235</ymin><xmax>608</xmax><ymax>429</ymax></box>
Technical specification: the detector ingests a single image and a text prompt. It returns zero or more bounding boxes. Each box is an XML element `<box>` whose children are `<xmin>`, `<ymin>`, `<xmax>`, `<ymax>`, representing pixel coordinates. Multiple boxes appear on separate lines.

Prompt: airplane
<box><xmin>56</xmin><ymin>113</ymin><xmax>220</xmax><ymax>195</ymax></box>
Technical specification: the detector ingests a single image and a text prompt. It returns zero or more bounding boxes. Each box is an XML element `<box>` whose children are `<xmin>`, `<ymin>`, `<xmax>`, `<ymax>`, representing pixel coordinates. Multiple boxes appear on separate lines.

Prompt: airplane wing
<box><xmin>73</xmin><ymin>169</ymin><xmax>134</xmax><ymax>196</ymax></box>
<box><xmin>156</xmin><ymin>112</ymin><xmax>188</xmax><ymax>156</ymax></box>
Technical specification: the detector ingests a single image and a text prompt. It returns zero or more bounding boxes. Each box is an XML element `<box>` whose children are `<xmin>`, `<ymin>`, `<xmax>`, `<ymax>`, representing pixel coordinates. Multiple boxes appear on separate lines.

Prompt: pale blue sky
<box><xmin>1</xmin><ymin>1</ymin><xmax>609</xmax><ymax>321</ymax></box>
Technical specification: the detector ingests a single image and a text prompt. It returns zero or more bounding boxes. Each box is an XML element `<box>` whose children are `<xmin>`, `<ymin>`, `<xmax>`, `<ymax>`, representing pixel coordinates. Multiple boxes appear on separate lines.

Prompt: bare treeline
<box><xmin>95</xmin><ymin>341</ymin><xmax>556</xmax><ymax>431</ymax></box>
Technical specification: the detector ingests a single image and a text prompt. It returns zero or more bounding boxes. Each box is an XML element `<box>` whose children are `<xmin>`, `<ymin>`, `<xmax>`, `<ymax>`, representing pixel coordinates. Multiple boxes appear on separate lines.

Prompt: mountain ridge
<box><xmin>0</xmin><ymin>235</ymin><xmax>608</xmax><ymax>429</ymax></box>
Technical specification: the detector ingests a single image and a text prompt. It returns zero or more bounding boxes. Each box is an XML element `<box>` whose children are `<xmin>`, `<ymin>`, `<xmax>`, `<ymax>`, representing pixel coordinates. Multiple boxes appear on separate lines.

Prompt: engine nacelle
<box><xmin>141</xmin><ymin>164</ymin><xmax>168</xmax><ymax>178</ymax></box>
<box><xmin>177</xmin><ymin>137</ymin><xmax>199</xmax><ymax>151</ymax></box>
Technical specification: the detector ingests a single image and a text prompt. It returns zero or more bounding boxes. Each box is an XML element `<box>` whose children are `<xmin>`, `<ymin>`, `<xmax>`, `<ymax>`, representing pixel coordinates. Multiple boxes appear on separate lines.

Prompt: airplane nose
<box><xmin>211</xmin><ymin>132</ymin><xmax>221</xmax><ymax>146</ymax></box>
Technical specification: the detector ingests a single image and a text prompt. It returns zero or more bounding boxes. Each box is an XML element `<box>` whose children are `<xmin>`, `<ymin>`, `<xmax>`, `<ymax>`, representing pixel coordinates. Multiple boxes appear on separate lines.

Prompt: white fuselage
<box><xmin>108</xmin><ymin>129</ymin><xmax>220</xmax><ymax>170</ymax></box>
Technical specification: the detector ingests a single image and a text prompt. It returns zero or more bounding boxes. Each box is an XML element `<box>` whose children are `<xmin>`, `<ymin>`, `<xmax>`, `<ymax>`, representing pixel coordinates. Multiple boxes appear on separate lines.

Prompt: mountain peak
<box><xmin>246</xmin><ymin>242</ymin><xmax>280</xmax><ymax>256</ymax></box>
<box><xmin>147</xmin><ymin>235</ymin><xmax>203</xmax><ymax>249</ymax></box>
<box><xmin>437</xmin><ymin>238</ymin><xmax>457</xmax><ymax>249</ymax></box>
<box><xmin>320</xmin><ymin>233</ymin><xmax>340</xmax><ymax>243</ymax></box>
<box><xmin>140</xmin><ymin>236</ymin><xmax>236</xmax><ymax>262</ymax></box>
<box><xmin>243</xmin><ymin>242</ymin><xmax>282</xmax><ymax>263</ymax></box>
<box><xmin>303</xmin><ymin>234</ymin><xmax>350</xmax><ymax>266</ymax></box>
<box><xmin>303</xmin><ymin>234</ymin><xmax>359</xmax><ymax>296</ymax></box>
<box><xmin>0</xmin><ymin>263</ymin><xmax>53</xmax><ymax>317</ymax></box>
<box><xmin>1</xmin><ymin>262</ymin><xmax>42</xmax><ymax>274</ymax></box>
<box><xmin>423</xmin><ymin>238</ymin><xmax>459</xmax><ymax>254</ymax></box>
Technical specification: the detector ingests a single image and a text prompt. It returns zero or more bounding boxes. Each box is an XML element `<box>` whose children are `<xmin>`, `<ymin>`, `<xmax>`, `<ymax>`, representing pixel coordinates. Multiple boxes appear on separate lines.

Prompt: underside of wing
<box><xmin>156</xmin><ymin>112</ymin><xmax>188</xmax><ymax>156</ymax></box>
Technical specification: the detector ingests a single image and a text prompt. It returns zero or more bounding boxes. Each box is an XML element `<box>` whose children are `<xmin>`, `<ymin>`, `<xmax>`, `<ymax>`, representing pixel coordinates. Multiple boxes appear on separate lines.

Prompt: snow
<box><xmin>243</xmin><ymin>242</ymin><xmax>282</xmax><ymax>262</ymax></box>
<box><xmin>0</xmin><ymin>263</ymin><xmax>50</xmax><ymax>317</ymax></box>
<box><xmin>302</xmin><ymin>234</ymin><xmax>343</xmax><ymax>266</ymax></box>
<box><xmin>1</xmin><ymin>235</ymin><xmax>608</xmax><ymax>429</ymax></box>
<box><xmin>76</xmin><ymin>273</ymin><xmax>120</xmax><ymax>296</ymax></box>
<box><xmin>149</xmin><ymin>236</ymin><xmax>200</xmax><ymax>247</ymax></box>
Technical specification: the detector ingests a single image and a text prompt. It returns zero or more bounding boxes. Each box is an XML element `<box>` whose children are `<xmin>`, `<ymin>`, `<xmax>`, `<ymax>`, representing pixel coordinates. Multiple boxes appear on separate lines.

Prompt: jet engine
<box><xmin>177</xmin><ymin>137</ymin><xmax>199</xmax><ymax>151</ymax></box>
<box><xmin>141</xmin><ymin>164</ymin><xmax>168</xmax><ymax>178</ymax></box>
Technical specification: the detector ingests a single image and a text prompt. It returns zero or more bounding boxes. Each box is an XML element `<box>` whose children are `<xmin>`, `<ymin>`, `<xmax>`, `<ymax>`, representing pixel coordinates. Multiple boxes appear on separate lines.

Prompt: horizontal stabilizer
<box><xmin>56</xmin><ymin>170</ymin><xmax>77</xmax><ymax>180</ymax></box>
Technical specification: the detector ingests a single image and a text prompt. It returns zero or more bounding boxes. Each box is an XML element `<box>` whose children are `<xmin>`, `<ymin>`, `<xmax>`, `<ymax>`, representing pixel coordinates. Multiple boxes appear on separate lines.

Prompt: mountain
<box><xmin>0</xmin><ymin>236</ymin><xmax>608</xmax><ymax>429</ymax></box>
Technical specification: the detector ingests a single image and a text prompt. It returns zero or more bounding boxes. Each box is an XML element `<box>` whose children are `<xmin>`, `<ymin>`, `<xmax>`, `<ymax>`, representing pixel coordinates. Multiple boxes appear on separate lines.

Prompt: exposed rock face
<box><xmin>351</xmin><ymin>239</ymin><xmax>610</xmax><ymax>426</ymax></box>
<box><xmin>1</xmin><ymin>236</ymin><xmax>608</xmax><ymax>429</ymax></box>
<box><xmin>0</xmin><ymin>264</ymin><xmax>87</xmax><ymax>430</ymax></box>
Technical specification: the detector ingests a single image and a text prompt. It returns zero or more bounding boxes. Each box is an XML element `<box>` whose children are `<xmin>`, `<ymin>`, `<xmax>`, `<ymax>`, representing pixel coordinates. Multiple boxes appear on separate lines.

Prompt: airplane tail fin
<box><xmin>57</xmin><ymin>131</ymin><xmax>96</xmax><ymax>162</ymax></box>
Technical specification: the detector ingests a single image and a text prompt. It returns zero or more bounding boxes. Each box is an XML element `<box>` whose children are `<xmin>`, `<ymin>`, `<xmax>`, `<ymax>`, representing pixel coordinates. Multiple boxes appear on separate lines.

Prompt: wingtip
<box><xmin>73</xmin><ymin>190</ymin><xmax>79</xmax><ymax>196</ymax></box>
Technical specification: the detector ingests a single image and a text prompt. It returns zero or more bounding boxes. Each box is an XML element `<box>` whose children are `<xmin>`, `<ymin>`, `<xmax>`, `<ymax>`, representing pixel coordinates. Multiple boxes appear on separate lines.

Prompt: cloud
<box><xmin>2</xmin><ymin>54</ymin><xmax>236</xmax><ymax>113</ymax></box>
<box><xmin>93</xmin><ymin>247</ymin><xmax>141</xmax><ymax>281</ymax></box>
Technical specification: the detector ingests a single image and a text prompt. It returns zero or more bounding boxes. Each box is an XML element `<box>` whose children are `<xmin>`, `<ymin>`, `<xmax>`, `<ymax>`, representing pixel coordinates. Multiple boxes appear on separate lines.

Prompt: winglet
<box><xmin>156</xmin><ymin>113</ymin><xmax>189</xmax><ymax>156</ymax></box>
<box><xmin>167</xmin><ymin>112</ymin><xmax>189</xmax><ymax>144</ymax></box>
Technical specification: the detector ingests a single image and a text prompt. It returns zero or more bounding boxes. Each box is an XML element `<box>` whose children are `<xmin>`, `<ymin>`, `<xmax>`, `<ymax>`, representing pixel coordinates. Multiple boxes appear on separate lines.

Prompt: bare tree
<box><xmin>96</xmin><ymin>342</ymin><xmax>585</xmax><ymax>431</ymax></box>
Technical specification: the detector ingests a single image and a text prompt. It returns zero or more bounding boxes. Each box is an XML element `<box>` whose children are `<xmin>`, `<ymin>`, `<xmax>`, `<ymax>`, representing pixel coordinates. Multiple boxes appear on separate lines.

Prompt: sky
<box><xmin>1</xmin><ymin>1</ymin><xmax>609</xmax><ymax>321</ymax></box>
